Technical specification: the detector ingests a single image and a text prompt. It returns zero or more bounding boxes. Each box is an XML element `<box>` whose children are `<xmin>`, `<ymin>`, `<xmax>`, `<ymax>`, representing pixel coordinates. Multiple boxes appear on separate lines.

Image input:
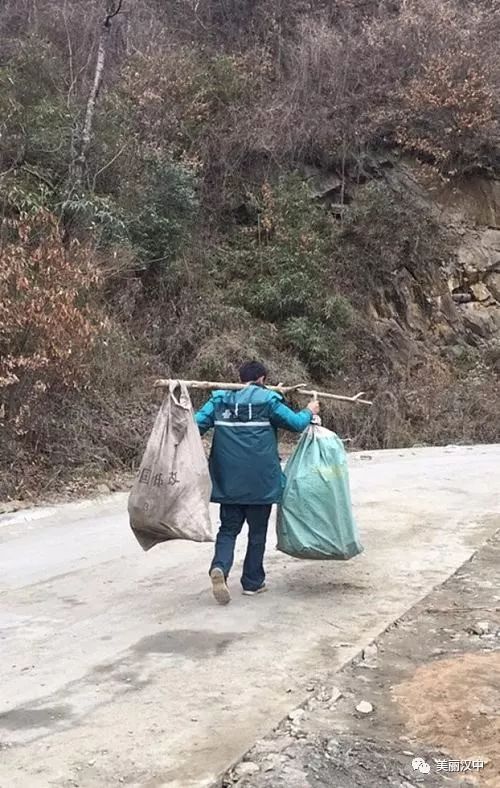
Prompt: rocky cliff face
<box><xmin>367</xmin><ymin>164</ymin><xmax>500</xmax><ymax>371</ymax></box>
<box><xmin>441</xmin><ymin>179</ymin><xmax>500</xmax><ymax>347</ymax></box>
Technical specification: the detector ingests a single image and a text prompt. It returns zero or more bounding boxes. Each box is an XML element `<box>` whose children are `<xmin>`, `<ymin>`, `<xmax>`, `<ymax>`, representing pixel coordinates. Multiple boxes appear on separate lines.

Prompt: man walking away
<box><xmin>195</xmin><ymin>361</ymin><xmax>320</xmax><ymax>605</ymax></box>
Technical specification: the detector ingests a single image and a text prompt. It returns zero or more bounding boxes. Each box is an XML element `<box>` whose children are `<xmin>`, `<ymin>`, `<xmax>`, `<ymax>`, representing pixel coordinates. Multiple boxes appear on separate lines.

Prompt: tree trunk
<box><xmin>71</xmin><ymin>3</ymin><xmax>122</xmax><ymax>189</ymax></box>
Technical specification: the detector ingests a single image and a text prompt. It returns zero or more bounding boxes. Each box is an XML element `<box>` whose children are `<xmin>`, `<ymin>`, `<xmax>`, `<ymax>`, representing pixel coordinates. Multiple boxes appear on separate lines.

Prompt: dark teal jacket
<box><xmin>195</xmin><ymin>384</ymin><xmax>312</xmax><ymax>505</ymax></box>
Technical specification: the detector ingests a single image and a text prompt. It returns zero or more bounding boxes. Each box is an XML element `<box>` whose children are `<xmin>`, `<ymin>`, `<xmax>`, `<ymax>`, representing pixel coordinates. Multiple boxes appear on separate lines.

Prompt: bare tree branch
<box><xmin>91</xmin><ymin>141</ymin><xmax>128</xmax><ymax>190</ymax></box>
<box><xmin>21</xmin><ymin>165</ymin><xmax>56</xmax><ymax>191</ymax></box>
<box><xmin>105</xmin><ymin>0</ymin><xmax>123</xmax><ymax>26</ymax></box>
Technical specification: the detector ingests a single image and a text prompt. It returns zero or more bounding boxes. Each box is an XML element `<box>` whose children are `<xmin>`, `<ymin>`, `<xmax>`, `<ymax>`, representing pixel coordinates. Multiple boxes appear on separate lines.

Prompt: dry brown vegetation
<box><xmin>1</xmin><ymin>0</ymin><xmax>499</xmax><ymax>500</ymax></box>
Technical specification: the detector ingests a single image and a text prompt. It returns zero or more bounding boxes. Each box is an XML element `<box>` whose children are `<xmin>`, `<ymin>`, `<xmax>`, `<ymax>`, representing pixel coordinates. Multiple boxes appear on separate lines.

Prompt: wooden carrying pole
<box><xmin>154</xmin><ymin>379</ymin><xmax>372</xmax><ymax>406</ymax></box>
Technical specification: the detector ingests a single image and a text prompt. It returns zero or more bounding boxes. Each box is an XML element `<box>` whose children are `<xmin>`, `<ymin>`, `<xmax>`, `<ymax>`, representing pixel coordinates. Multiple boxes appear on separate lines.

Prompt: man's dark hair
<box><xmin>239</xmin><ymin>360</ymin><xmax>268</xmax><ymax>383</ymax></box>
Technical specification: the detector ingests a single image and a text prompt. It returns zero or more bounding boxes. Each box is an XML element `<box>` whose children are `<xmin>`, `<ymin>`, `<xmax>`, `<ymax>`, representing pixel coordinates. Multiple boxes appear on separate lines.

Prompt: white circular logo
<box><xmin>412</xmin><ymin>757</ymin><xmax>430</xmax><ymax>774</ymax></box>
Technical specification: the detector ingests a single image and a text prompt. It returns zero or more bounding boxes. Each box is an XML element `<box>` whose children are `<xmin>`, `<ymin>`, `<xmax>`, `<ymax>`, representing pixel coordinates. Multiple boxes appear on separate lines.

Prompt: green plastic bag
<box><xmin>277</xmin><ymin>424</ymin><xmax>363</xmax><ymax>560</ymax></box>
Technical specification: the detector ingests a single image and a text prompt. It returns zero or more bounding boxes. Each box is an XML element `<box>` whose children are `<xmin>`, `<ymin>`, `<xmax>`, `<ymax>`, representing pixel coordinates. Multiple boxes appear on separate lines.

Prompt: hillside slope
<box><xmin>1</xmin><ymin>0</ymin><xmax>499</xmax><ymax>499</ymax></box>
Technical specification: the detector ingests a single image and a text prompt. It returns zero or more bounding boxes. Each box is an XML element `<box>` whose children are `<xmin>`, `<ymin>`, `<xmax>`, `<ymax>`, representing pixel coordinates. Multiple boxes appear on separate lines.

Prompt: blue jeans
<box><xmin>210</xmin><ymin>504</ymin><xmax>272</xmax><ymax>591</ymax></box>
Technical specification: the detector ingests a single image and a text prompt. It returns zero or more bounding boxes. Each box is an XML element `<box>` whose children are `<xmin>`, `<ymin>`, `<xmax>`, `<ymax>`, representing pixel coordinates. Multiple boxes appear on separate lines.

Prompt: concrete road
<box><xmin>1</xmin><ymin>446</ymin><xmax>500</xmax><ymax>788</ymax></box>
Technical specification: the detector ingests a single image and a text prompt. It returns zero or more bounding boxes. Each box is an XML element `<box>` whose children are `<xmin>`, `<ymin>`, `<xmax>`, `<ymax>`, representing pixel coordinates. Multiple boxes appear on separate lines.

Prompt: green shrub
<box><xmin>282</xmin><ymin>317</ymin><xmax>343</xmax><ymax>378</ymax></box>
<box><xmin>244</xmin><ymin>271</ymin><xmax>315</xmax><ymax>322</ymax></box>
<box><xmin>63</xmin><ymin>156</ymin><xmax>199</xmax><ymax>270</ymax></box>
<box><xmin>126</xmin><ymin>155</ymin><xmax>198</xmax><ymax>271</ymax></box>
<box><xmin>321</xmin><ymin>295</ymin><xmax>353</xmax><ymax>329</ymax></box>
<box><xmin>62</xmin><ymin>193</ymin><xmax>128</xmax><ymax>245</ymax></box>
<box><xmin>217</xmin><ymin>176</ymin><xmax>353</xmax><ymax>377</ymax></box>
<box><xmin>0</xmin><ymin>39</ymin><xmax>73</xmax><ymax>179</ymax></box>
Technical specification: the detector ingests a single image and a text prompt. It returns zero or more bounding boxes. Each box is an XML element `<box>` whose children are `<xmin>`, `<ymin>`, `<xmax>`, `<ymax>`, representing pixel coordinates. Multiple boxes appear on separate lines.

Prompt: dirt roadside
<box><xmin>222</xmin><ymin>528</ymin><xmax>500</xmax><ymax>788</ymax></box>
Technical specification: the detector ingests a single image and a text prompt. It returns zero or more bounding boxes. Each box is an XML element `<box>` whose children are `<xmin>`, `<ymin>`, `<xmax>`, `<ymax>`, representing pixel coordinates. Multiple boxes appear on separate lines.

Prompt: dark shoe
<box><xmin>210</xmin><ymin>567</ymin><xmax>231</xmax><ymax>605</ymax></box>
<box><xmin>242</xmin><ymin>584</ymin><xmax>267</xmax><ymax>596</ymax></box>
